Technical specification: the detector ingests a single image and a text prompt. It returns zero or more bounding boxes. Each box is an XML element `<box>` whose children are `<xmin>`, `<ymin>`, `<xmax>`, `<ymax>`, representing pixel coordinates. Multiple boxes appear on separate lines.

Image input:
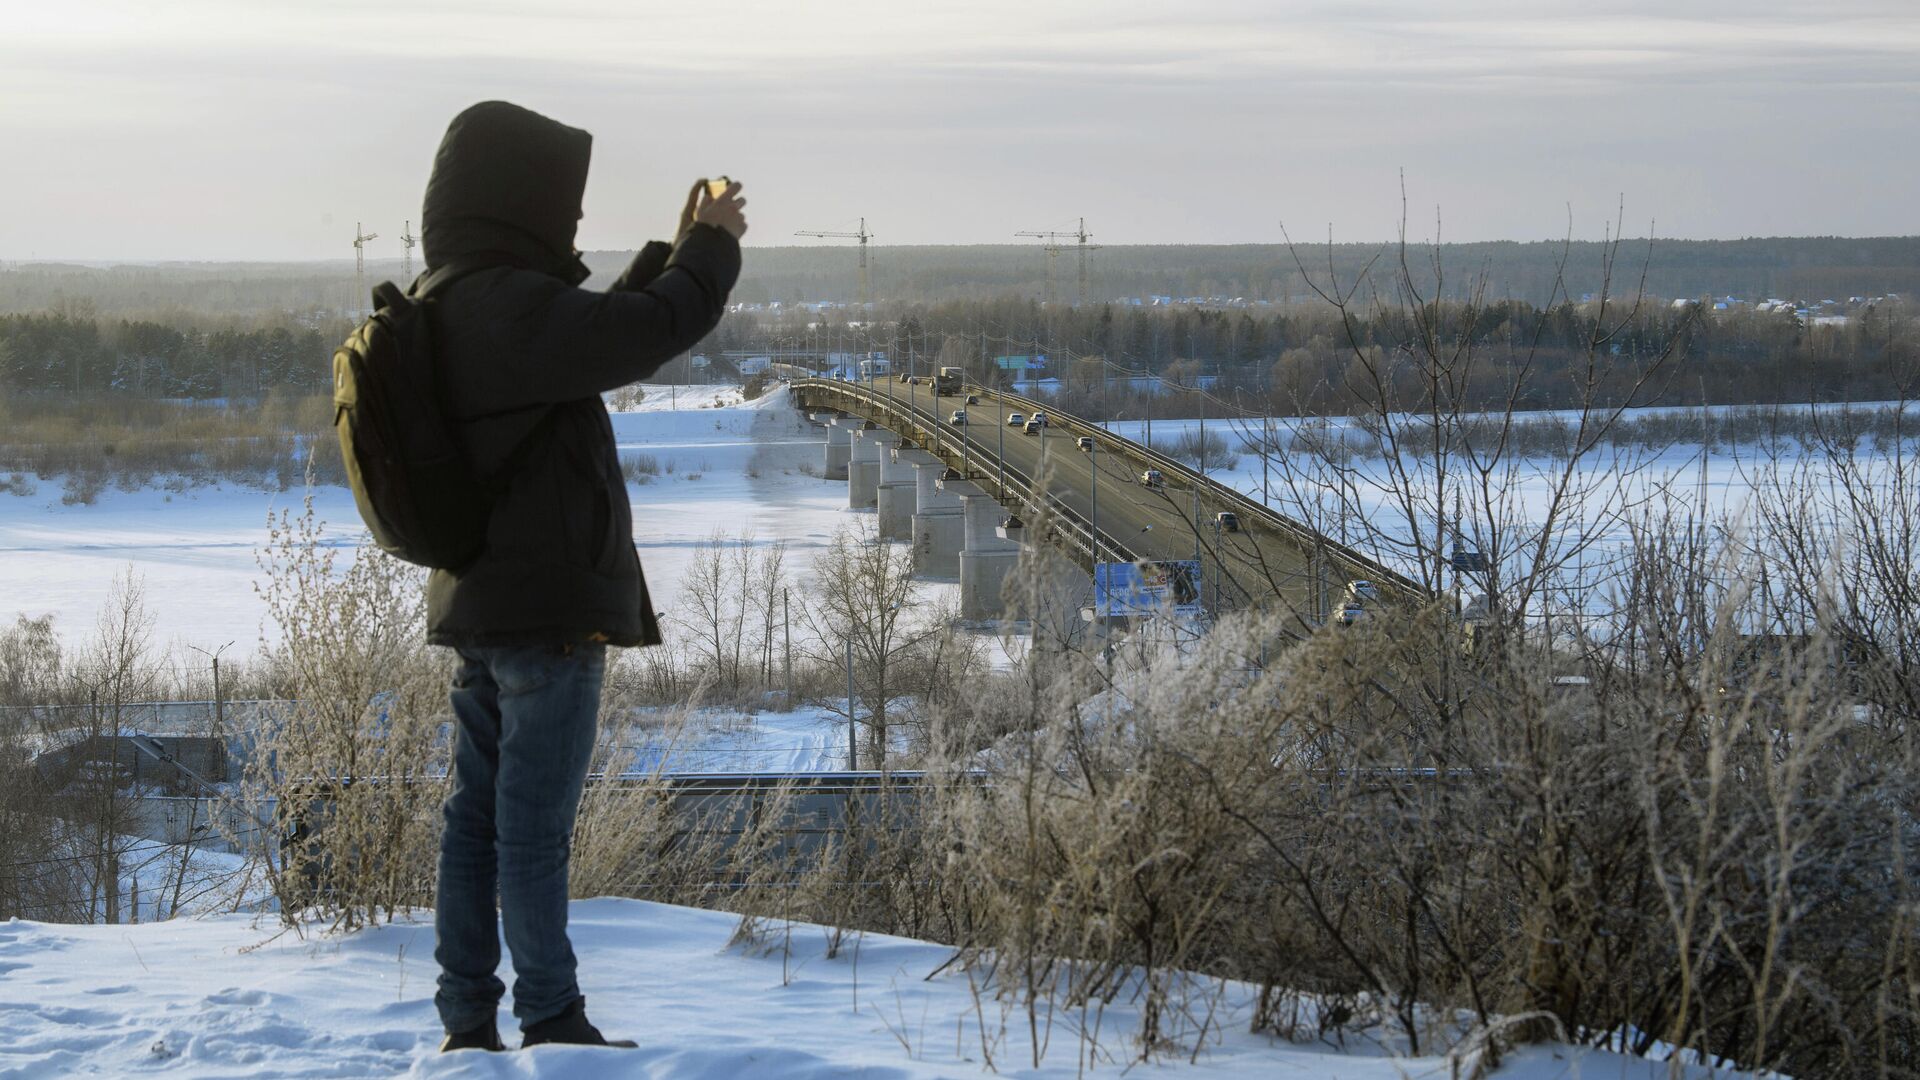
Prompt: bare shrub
<box><xmin>1162</xmin><ymin>426</ymin><xmax>1238</xmax><ymax>472</ymax></box>
<box><xmin>620</xmin><ymin>452</ymin><xmax>660</xmax><ymax>484</ymax></box>
<box><xmin>606</xmin><ymin>383</ymin><xmax>647</xmax><ymax>411</ymax></box>
<box><xmin>241</xmin><ymin>497</ymin><xmax>450</xmax><ymax>932</ymax></box>
<box><xmin>0</xmin><ymin>613</ymin><xmax>63</xmax><ymax>707</ymax></box>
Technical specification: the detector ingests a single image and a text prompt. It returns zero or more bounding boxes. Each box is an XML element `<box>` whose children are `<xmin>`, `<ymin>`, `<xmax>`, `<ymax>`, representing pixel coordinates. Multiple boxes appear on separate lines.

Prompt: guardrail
<box><xmin>791</xmin><ymin>378</ymin><xmax>1140</xmax><ymax>568</ymax></box>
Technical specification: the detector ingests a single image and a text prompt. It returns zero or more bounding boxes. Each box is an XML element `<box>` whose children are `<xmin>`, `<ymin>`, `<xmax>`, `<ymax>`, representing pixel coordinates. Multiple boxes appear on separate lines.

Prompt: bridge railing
<box><xmin>791</xmin><ymin>378</ymin><xmax>1139</xmax><ymax>569</ymax></box>
<box><xmin>981</xmin><ymin>385</ymin><xmax>1427</xmax><ymax>602</ymax></box>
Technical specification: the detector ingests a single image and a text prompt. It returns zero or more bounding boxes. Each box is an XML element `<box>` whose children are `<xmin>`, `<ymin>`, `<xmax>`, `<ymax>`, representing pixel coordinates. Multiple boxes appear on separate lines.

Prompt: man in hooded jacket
<box><xmin>417</xmin><ymin>100</ymin><xmax>745</xmax><ymax>1053</ymax></box>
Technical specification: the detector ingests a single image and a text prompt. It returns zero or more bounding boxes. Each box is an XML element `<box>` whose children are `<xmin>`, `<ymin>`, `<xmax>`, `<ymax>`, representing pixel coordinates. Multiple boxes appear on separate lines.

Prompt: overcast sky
<box><xmin>5</xmin><ymin>0</ymin><xmax>1917</xmax><ymax>261</ymax></box>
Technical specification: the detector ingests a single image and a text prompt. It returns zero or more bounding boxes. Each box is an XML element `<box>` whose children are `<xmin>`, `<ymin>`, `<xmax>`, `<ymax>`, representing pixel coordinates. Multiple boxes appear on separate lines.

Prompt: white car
<box><xmin>1346</xmin><ymin>580</ymin><xmax>1380</xmax><ymax>604</ymax></box>
<box><xmin>1335</xmin><ymin>603</ymin><xmax>1368</xmax><ymax>626</ymax></box>
<box><xmin>949</xmin><ymin>410</ymin><xmax>968</xmax><ymax>425</ymax></box>
<box><xmin>1030</xmin><ymin>411</ymin><xmax>1049</xmax><ymax>427</ymax></box>
<box><xmin>1139</xmin><ymin>469</ymin><xmax>1165</xmax><ymax>488</ymax></box>
<box><xmin>1006</xmin><ymin>412</ymin><xmax>1025</xmax><ymax>427</ymax></box>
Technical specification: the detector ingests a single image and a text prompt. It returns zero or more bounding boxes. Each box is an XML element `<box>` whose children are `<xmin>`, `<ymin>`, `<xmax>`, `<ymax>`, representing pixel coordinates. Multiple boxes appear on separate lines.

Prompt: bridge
<box><xmin>785</xmin><ymin>375</ymin><xmax>1423</xmax><ymax>627</ymax></box>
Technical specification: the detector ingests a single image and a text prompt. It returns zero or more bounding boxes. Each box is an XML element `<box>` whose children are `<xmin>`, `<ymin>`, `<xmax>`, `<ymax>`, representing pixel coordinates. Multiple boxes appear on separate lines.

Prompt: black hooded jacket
<box><xmin>418</xmin><ymin>100</ymin><xmax>739</xmax><ymax>648</ymax></box>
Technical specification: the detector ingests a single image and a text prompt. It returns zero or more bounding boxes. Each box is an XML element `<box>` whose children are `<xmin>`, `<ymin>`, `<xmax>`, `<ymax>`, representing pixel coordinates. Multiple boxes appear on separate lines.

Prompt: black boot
<box><xmin>521</xmin><ymin>996</ymin><xmax>637</xmax><ymax>1049</ymax></box>
<box><xmin>439</xmin><ymin>1019</ymin><xmax>505</xmax><ymax>1053</ymax></box>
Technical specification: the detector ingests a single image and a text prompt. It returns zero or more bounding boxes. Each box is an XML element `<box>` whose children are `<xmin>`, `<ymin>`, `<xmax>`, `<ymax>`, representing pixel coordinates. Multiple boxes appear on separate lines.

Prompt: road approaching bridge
<box><xmin>788</xmin><ymin>375</ymin><xmax>1423</xmax><ymax>625</ymax></box>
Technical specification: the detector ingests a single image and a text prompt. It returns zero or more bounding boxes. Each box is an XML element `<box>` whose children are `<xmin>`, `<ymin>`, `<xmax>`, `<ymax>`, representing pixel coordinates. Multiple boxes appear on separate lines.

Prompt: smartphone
<box><xmin>706</xmin><ymin>176</ymin><xmax>733</xmax><ymax>200</ymax></box>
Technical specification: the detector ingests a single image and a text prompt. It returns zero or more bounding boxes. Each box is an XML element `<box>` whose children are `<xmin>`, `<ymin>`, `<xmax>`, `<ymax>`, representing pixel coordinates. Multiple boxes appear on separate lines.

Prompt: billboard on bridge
<box><xmin>1094</xmin><ymin>560</ymin><xmax>1202</xmax><ymax>617</ymax></box>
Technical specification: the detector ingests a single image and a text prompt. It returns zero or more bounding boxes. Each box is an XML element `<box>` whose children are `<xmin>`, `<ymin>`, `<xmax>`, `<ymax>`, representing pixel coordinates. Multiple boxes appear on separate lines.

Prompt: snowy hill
<box><xmin>0</xmin><ymin>898</ymin><xmax>1733</xmax><ymax>1079</ymax></box>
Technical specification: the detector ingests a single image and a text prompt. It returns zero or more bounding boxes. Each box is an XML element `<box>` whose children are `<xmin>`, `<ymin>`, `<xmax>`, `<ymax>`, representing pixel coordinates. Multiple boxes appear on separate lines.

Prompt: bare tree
<box><xmin>799</xmin><ymin>521</ymin><xmax>951</xmax><ymax>768</ymax></box>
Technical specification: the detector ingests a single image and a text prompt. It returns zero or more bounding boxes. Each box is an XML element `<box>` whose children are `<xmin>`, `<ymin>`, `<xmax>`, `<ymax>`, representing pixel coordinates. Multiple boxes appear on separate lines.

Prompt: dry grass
<box><xmin>0</xmin><ymin>393</ymin><xmax>343</xmax><ymax>501</ymax></box>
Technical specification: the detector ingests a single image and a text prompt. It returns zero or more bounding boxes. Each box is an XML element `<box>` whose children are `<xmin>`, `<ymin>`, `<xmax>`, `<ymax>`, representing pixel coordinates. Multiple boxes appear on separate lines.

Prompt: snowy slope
<box><xmin>0</xmin><ymin>899</ymin><xmax>1736</xmax><ymax>1079</ymax></box>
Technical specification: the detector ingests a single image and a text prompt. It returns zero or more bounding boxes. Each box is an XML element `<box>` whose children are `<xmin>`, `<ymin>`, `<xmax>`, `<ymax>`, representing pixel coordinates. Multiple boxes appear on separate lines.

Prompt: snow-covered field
<box><xmin>7</xmin><ymin>384</ymin><xmax>1889</xmax><ymax>655</ymax></box>
<box><xmin>0</xmin><ymin>898</ymin><xmax>1733</xmax><ymax>1079</ymax></box>
<box><xmin>0</xmin><ymin>384</ymin><xmax>850</xmax><ymax>658</ymax></box>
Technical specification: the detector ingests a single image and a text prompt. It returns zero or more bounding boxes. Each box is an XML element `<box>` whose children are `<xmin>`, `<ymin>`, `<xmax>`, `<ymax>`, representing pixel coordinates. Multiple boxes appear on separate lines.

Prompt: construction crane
<box><xmin>1016</xmin><ymin>217</ymin><xmax>1099</xmax><ymax>306</ymax></box>
<box><xmin>399</xmin><ymin>220</ymin><xmax>418</xmax><ymax>282</ymax></box>
<box><xmin>795</xmin><ymin>218</ymin><xmax>872</xmax><ymax>307</ymax></box>
<box><xmin>352</xmin><ymin>223</ymin><xmax>378</xmax><ymax>318</ymax></box>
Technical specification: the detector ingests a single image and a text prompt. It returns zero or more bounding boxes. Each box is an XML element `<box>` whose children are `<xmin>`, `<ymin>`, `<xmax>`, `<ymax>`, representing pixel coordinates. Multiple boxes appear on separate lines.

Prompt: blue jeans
<box><xmin>434</xmin><ymin>642</ymin><xmax>605</xmax><ymax>1033</ymax></box>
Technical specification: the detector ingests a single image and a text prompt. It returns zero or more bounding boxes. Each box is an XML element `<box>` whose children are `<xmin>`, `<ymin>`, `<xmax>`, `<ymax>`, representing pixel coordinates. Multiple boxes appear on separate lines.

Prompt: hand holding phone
<box><xmin>693</xmin><ymin>176</ymin><xmax>748</xmax><ymax>240</ymax></box>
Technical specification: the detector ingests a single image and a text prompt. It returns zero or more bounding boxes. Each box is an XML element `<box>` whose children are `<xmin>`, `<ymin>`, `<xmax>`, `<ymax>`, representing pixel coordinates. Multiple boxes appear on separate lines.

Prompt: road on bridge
<box><xmin>814</xmin><ymin>377</ymin><xmax>1356</xmax><ymax>622</ymax></box>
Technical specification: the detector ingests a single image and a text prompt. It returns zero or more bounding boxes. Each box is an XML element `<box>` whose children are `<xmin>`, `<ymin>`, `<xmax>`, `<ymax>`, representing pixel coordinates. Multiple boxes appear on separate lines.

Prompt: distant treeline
<box><xmin>1</xmin><ymin>244</ymin><xmax>1912</xmax><ymax>415</ymax></box>
<box><xmin>5</xmin><ymin>235</ymin><xmax>1917</xmax><ymax>317</ymax></box>
<box><xmin>738</xmin><ymin>293</ymin><xmax>1917</xmax><ymax>416</ymax></box>
<box><xmin>0</xmin><ymin>310</ymin><xmax>340</xmax><ymax>399</ymax></box>
<box><xmin>707</xmin><ymin>236</ymin><xmax>1920</xmax><ymax>309</ymax></box>
<box><xmin>1</xmin><ymin>293</ymin><xmax>1913</xmax><ymax>417</ymax></box>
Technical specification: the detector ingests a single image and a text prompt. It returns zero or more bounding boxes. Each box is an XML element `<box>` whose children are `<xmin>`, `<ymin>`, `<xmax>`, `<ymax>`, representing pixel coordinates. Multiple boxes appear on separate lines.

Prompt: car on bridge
<box><xmin>1075</xmin><ymin>436</ymin><xmax>1094</xmax><ymax>452</ymax></box>
<box><xmin>1006</xmin><ymin>412</ymin><xmax>1025</xmax><ymax>427</ymax></box>
<box><xmin>1030</xmin><ymin>411</ymin><xmax>1049</xmax><ymax>427</ymax></box>
<box><xmin>965</xmin><ymin>394</ymin><xmax>980</xmax><ymax>405</ymax></box>
<box><xmin>949</xmin><ymin>410</ymin><xmax>968</xmax><ymax>425</ymax></box>
<box><xmin>1347</xmin><ymin>580</ymin><xmax>1380</xmax><ymax>604</ymax></box>
<box><xmin>1139</xmin><ymin>468</ymin><xmax>1164</xmax><ymax>488</ymax></box>
<box><xmin>1214</xmin><ymin>511</ymin><xmax>1240</xmax><ymax>533</ymax></box>
<box><xmin>1023</xmin><ymin>418</ymin><xmax>1043</xmax><ymax>435</ymax></box>
<box><xmin>1335</xmin><ymin>602</ymin><xmax>1369</xmax><ymax>626</ymax></box>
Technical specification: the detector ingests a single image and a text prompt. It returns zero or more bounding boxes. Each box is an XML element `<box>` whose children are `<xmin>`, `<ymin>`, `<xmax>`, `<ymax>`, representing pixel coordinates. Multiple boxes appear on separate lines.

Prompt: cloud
<box><xmin>2</xmin><ymin>0</ymin><xmax>1915</xmax><ymax>259</ymax></box>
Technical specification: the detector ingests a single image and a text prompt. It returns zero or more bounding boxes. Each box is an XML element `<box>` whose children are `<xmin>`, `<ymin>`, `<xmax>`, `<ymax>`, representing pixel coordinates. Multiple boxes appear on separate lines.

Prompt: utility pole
<box><xmin>845</xmin><ymin>637</ymin><xmax>857</xmax><ymax>770</ymax></box>
<box><xmin>795</xmin><ymin>218</ymin><xmax>873</xmax><ymax>308</ymax></box>
<box><xmin>400</xmin><ymin>220</ymin><xmax>418</xmax><ymax>282</ymax></box>
<box><xmin>352</xmin><ymin>223</ymin><xmax>378</xmax><ymax>318</ymax></box>
<box><xmin>1262</xmin><ymin>414</ymin><xmax>1271</xmax><ymax>508</ymax></box>
<box><xmin>783</xmin><ymin>589</ymin><xmax>793</xmax><ymax>706</ymax></box>
<box><xmin>187</xmin><ymin>641</ymin><xmax>234</xmax><ymax>739</ymax></box>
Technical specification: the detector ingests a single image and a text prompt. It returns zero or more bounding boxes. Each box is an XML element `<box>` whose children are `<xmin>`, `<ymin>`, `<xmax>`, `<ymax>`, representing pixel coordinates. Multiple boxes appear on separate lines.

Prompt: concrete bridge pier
<box><xmin>847</xmin><ymin>427</ymin><xmax>892</xmax><ymax>510</ymax></box>
<box><xmin>822</xmin><ymin>417</ymin><xmax>852</xmax><ymax>481</ymax></box>
<box><xmin>956</xmin><ymin>481</ymin><xmax>1021</xmax><ymax>622</ymax></box>
<box><xmin>876</xmin><ymin>446</ymin><xmax>925</xmax><ymax>541</ymax></box>
<box><xmin>911</xmin><ymin>463</ymin><xmax>965</xmax><ymax>577</ymax></box>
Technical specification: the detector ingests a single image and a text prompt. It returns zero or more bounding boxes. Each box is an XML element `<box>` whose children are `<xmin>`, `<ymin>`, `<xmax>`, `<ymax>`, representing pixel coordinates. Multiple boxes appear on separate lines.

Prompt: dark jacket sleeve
<box><xmin>494</xmin><ymin>224</ymin><xmax>741</xmax><ymax>404</ymax></box>
<box><xmin>609</xmin><ymin>240</ymin><xmax>674</xmax><ymax>292</ymax></box>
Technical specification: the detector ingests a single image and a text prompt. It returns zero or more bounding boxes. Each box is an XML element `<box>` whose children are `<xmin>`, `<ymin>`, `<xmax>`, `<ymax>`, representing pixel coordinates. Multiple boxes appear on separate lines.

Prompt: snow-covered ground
<box><xmin>619</xmin><ymin>705</ymin><xmax>853</xmax><ymax>773</ymax></box>
<box><xmin>0</xmin><ymin>898</ymin><xmax>1736</xmax><ymax>1079</ymax></box>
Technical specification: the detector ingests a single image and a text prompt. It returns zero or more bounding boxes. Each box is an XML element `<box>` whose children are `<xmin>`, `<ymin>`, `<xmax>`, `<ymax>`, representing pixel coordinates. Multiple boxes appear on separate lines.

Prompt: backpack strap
<box><xmin>410</xmin><ymin>258</ymin><xmax>499</xmax><ymax>301</ymax></box>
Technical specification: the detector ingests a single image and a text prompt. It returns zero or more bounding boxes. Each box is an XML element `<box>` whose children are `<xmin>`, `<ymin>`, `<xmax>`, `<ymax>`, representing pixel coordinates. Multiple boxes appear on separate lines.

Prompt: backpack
<box><xmin>331</xmin><ymin>265</ymin><xmax>497</xmax><ymax>570</ymax></box>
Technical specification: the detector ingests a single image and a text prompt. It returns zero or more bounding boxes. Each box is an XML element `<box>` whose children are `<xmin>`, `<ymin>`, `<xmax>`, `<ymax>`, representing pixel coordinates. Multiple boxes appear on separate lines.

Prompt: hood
<box><xmin>421</xmin><ymin>101</ymin><xmax>593</xmax><ymax>283</ymax></box>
